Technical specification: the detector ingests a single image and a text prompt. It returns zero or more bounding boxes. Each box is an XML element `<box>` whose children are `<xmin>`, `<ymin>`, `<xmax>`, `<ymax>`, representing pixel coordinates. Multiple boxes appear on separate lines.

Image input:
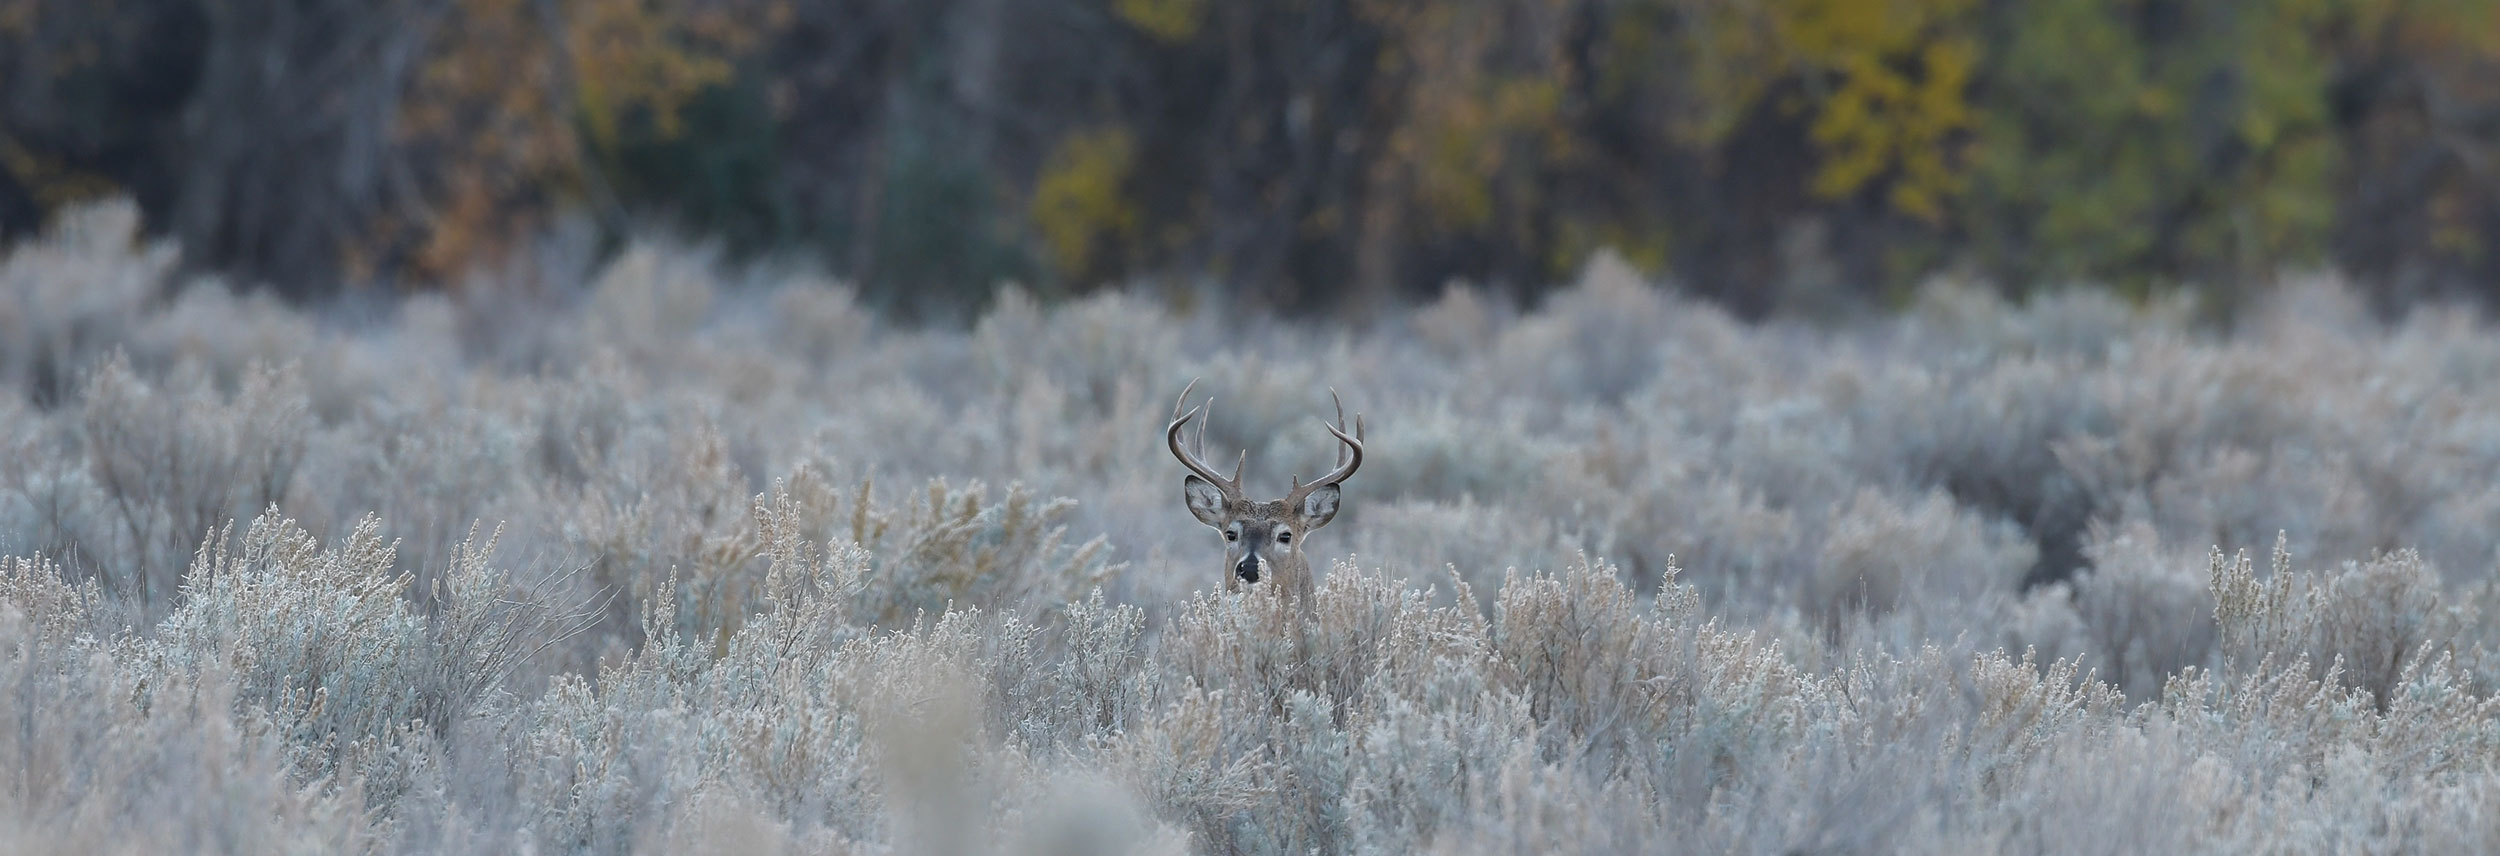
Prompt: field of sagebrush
<box><xmin>6</xmin><ymin>200</ymin><xmax>2500</xmax><ymax>853</ymax></box>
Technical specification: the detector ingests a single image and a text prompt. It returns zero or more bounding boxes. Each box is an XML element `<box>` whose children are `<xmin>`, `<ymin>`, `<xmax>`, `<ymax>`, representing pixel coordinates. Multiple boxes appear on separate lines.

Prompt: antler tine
<box><xmin>1286</xmin><ymin>392</ymin><xmax>1365</xmax><ymax>506</ymax></box>
<box><xmin>1347</xmin><ymin>414</ymin><xmax>1366</xmax><ymax>474</ymax></box>
<box><xmin>1170</xmin><ymin>376</ymin><xmax>1202</xmax><ymax>422</ymax></box>
<box><xmin>1166</xmin><ymin>380</ymin><xmax>1239</xmax><ymax>493</ymax></box>
<box><xmin>1328</xmin><ymin>387</ymin><xmax>1351</xmax><ymax>467</ymax></box>
<box><xmin>1197</xmin><ymin>397</ymin><xmax>1214</xmax><ymax>459</ymax></box>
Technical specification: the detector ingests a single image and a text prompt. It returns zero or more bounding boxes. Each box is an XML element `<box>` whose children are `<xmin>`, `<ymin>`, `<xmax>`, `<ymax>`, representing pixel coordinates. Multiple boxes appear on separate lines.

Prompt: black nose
<box><xmin>1235</xmin><ymin>556</ymin><xmax>1260</xmax><ymax>584</ymax></box>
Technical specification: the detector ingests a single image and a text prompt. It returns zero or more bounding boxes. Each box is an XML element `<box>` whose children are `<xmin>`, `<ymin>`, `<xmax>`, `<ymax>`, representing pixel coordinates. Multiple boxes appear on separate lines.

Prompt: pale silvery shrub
<box><xmin>1487</xmin><ymin>251</ymin><xmax>1672</xmax><ymax>407</ymax></box>
<box><xmin>0</xmin><ymin>199</ymin><xmax>169</xmax><ymax>404</ymax></box>
<box><xmin>133</xmin><ymin>510</ymin><xmax>426</xmax><ymax>787</ymax></box>
<box><xmin>1347</xmin><ymin>497</ymin><xmax>1600</xmax><ymax>607</ymax></box>
<box><xmin>2064</xmin><ymin>517</ymin><xmax>2215</xmax><ymax>698</ymax></box>
<box><xmin>973</xmin><ymin>287</ymin><xmax>1184</xmax><ymax>416</ymax></box>
<box><xmin>2211</xmin><ymin>535</ymin><xmax>2483</xmax><ymax>705</ymax></box>
<box><xmin>0</xmin><ymin>613</ymin><xmax>367</xmax><ymax>854</ymax></box>
<box><xmin>77</xmin><ymin>356</ymin><xmax>312</xmax><ymax>611</ymax></box>
<box><xmin>133</xmin><ymin>511</ymin><xmax>557</xmax><ymax>791</ymax></box>
<box><xmin>13</xmin><ymin>200</ymin><xmax>2500</xmax><ymax>851</ymax></box>
<box><xmin>1807</xmin><ymin>487</ymin><xmax>2036</xmax><ymax>633</ymax></box>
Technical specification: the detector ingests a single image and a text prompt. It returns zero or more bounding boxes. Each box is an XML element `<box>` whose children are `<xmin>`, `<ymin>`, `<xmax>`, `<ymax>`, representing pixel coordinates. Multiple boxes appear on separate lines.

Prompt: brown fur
<box><xmin>1168</xmin><ymin>381</ymin><xmax>1362</xmax><ymax>607</ymax></box>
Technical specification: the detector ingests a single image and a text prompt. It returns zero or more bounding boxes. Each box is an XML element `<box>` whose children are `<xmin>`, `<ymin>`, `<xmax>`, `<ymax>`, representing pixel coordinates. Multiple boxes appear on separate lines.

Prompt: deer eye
<box><xmin>1276</xmin><ymin>531</ymin><xmax>1292</xmax><ymax>544</ymax></box>
<box><xmin>1223</xmin><ymin>528</ymin><xmax>1238</xmax><ymax>542</ymax></box>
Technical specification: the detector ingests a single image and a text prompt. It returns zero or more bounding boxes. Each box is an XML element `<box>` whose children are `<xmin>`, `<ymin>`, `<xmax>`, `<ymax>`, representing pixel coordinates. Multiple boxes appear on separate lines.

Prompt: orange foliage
<box><xmin>385</xmin><ymin>0</ymin><xmax>774</xmax><ymax>282</ymax></box>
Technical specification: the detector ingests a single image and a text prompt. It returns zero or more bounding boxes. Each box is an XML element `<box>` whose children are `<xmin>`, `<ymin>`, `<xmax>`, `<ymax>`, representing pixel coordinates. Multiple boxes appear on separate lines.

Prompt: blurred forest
<box><xmin>3</xmin><ymin>0</ymin><xmax>2498</xmax><ymax>318</ymax></box>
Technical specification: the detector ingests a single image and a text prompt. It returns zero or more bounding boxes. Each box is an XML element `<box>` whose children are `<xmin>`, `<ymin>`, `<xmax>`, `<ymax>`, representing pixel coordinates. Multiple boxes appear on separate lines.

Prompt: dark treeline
<box><xmin>3</xmin><ymin>0</ymin><xmax>2497</xmax><ymax>318</ymax></box>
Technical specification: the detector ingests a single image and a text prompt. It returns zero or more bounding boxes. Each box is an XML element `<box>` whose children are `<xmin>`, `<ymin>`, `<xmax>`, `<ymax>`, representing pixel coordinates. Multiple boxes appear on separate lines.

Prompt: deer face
<box><xmin>1168</xmin><ymin>380</ymin><xmax>1363</xmax><ymax>598</ymax></box>
<box><xmin>1182</xmin><ymin>491</ymin><xmax>1340</xmax><ymax>586</ymax></box>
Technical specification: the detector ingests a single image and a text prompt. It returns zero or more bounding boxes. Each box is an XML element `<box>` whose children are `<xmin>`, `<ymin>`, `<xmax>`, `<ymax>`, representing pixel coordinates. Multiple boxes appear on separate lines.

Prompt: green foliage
<box><xmin>1965</xmin><ymin>0</ymin><xmax>2342</xmax><ymax>294</ymax></box>
<box><xmin>596</xmin><ymin>73</ymin><xmax>790</xmax><ymax>254</ymax></box>
<box><xmin>865</xmin><ymin>122</ymin><xmax>1035</xmax><ymax>320</ymax></box>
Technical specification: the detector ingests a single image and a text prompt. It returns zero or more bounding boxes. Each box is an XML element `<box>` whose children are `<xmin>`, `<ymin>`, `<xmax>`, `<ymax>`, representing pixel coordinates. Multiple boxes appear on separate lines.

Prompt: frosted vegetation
<box><xmin>7</xmin><ymin>200</ymin><xmax>2500</xmax><ymax>852</ymax></box>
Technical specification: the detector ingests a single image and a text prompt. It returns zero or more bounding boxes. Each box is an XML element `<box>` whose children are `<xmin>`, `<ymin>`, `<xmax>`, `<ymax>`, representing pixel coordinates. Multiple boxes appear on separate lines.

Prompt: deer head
<box><xmin>1167</xmin><ymin>378</ymin><xmax>1364</xmax><ymax>602</ymax></box>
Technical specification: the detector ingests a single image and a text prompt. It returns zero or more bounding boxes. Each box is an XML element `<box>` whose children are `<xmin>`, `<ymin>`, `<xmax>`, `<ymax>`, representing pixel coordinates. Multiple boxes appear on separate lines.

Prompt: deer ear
<box><xmin>1183</xmin><ymin>475</ymin><xmax>1228</xmax><ymax>526</ymax></box>
<box><xmin>1298</xmin><ymin>483</ymin><xmax>1341</xmax><ymax>529</ymax></box>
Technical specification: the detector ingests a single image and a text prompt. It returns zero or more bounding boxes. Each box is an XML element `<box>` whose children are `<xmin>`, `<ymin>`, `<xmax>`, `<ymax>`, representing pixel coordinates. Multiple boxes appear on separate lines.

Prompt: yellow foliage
<box><xmin>1030</xmin><ymin>126</ymin><xmax>1142</xmax><ymax>278</ymax></box>
<box><xmin>0</xmin><ymin>0</ymin><xmax>33</xmax><ymax>38</ymax></box>
<box><xmin>0</xmin><ymin>1</ymin><xmax>124</xmax><ymax>213</ymax></box>
<box><xmin>569</xmin><ymin>0</ymin><xmax>743</xmax><ymax>150</ymax></box>
<box><xmin>387</xmin><ymin>0</ymin><xmax>773</xmax><ymax>280</ymax></box>
<box><xmin>0</xmin><ymin>130</ymin><xmax>118</xmax><ymax>210</ymax></box>
<box><xmin>1114</xmin><ymin>0</ymin><xmax>1204</xmax><ymax>43</ymax></box>
<box><xmin>1673</xmin><ymin>0</ymin><xmax>1980</xmax><ymax>222</ymax></box>
<box><xmin>1773</xmin><ymin>0</ymin><xmax>1978</xmax><ymax>221</ymax></box>
<box><xmin>1368</xmin><ymin>1</ymin><xmax>1576</xmax><ymax>235</ymax></box>
<box><xmin>1552</xmin><ymin>216</ymin><xmax>1670</xmax><ymax>276</ymax></box>
<box><xmin>1414</xmin><ymin>77</ymin><xmax>1565</xmax><ymax>229</ymax></box>
<box><xmin>398</xmin><ymin>0</ymin><xmax>576</xmax><ymax>278</ymax></box>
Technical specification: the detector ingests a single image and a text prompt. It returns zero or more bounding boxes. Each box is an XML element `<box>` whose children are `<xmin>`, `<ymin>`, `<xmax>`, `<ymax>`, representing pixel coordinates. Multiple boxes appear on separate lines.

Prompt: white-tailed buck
<box><xmin>1167</xmin><ymin>378</ymin><xmax>1364</xmax><ymax>604</ymax></box>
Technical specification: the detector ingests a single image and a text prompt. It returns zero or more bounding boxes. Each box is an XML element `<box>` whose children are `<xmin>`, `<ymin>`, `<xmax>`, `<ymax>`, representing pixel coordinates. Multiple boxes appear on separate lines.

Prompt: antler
<box><xmin>1285</xmin><ymin>387</ymin><xmax>1364</xmax><ymax>508</ymax></box>
<box><xmin>1168</xmin><ymin>377</ymin><xmax>1244</xmax><ymax>495</ymax></box>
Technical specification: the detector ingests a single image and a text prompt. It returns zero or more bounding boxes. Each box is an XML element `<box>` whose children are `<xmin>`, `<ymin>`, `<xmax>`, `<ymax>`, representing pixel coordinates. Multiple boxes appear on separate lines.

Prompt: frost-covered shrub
<box><xmin>0</xmin><ymin>632</ymin><xmax>366</xmax><ymax>854</ymax></box>
<box><xmin>502</xmin><ymin>493</ymin><xmax>1165</xmax><ymax>854</ymax></box>
<box><xmin>1808</xmin><ymin>487</ymin><xmax>2035</xmax><ymax>632</ymax></box>
<box><xmin>136</xmin><ymin>511</ymin><xmax>429</xmax><ymax>775</ymax></box>
<box><xmin>133</xmin><ymin>510</ymin><xmax>581</xmax><ymax>799</ymax></box>
<box><xmin>0</xmin><ymin>199</ymin><xmax>170</xmax><ymax>404</ymax></box>
<box><xmin>10</xmin><ymin>200</ymin><xmax>2500</xmax><ymax>851</ymax></box>
<box><xmin>1488</xmin><ymin>252</ymin><xmax>1674</xmax><ymax>407</ymax></box>
<box><xmin>974</xmin><ymin>287</ymin><xmax>1184</xmax><ymax>416</ymax></box>
<box><xmin>1356</xmin><ymin>401</ymin><xmax>1565</xmax><ymax>503</ymax></box>
<box><xmin>1348</xmin><ymin>497</ymin><xmax>1602</xmax><ymax>605</ymax></box>
<box><xmin>2063</xmin><ymin>518</ymin><xmax>2216</xmax><ymax>697</ymax></box>
<box><xmin>76</xmin><ymin>357</ymin><xmax>312</xmax><ymax>609</ymax></box>
<box><xmin>2211</xmin><ymin>536</ymin><xmax>2483</xmax><ymax>705</ymax></box>
<box><xmin>866</xmin><ymin>478</ymin><xmax>1120</xmax><ymax>623</ymax></box>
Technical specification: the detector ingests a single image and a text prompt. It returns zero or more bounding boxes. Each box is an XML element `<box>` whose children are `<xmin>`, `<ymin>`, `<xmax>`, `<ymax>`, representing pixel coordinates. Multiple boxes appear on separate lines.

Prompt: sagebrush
<box><xmin>6</xmin><ymin>201</ymin><xmax>2500</xmax><ymax>852</ymax></box>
